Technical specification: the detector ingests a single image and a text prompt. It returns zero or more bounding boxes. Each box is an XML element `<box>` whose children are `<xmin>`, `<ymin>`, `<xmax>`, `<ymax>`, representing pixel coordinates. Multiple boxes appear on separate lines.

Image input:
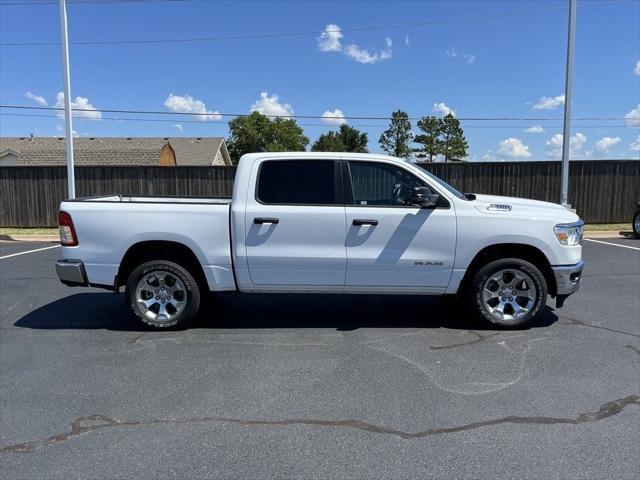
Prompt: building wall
<box><xmin>0</xmin><ymin>153</ymin><xmax>18</xmax><ymax>166</ymax></box>
<box><xmin>213</xmin><ymin>150</ymin><xmax>225</xmax><ymax>166</ymax></box>
<box><xmin>159</xmin><ymin>143</ymin><xmax>177</xmax><ymax>165</ymax></box>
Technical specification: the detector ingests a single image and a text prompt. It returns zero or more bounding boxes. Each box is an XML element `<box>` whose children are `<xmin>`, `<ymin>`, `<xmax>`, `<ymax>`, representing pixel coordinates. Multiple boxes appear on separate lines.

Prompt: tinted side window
<box><xmin>348</xmin><ymin>162</ymin><xmax>429</xmax><ymax>206</ymax></box>
<box><xmin>257</xmin><ymin>160</ymin><xmax>338</xmax><ymax>205</ymax></box>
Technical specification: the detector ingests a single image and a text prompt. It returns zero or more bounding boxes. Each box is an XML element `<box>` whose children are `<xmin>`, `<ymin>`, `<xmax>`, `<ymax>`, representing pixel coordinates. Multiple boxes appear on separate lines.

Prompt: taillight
<box><xmin>58</xmin><ymin>211</ymin><xmax>78</xmax><ymax>246</ymax></box>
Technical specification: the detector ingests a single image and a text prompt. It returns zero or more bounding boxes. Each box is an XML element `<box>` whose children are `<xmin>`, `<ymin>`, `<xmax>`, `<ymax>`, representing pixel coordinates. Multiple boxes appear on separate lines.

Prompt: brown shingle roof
<box><xmin>0</xmin><ymin>137</ymin><xmax>230</xmax><ymax>166</ymax></box>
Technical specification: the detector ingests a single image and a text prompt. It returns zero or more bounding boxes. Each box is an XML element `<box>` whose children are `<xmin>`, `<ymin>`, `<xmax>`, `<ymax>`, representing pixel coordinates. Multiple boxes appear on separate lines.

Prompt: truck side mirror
<box><xmin>411</xmin><ymin>187</ymin><xmax>440</xmax><ymax>208</ymax></box>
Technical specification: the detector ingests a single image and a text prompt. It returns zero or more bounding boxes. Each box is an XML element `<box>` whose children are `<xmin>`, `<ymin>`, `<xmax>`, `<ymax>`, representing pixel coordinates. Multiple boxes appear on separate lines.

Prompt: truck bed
<box><xmin>59</xmin><ymin>195</ymin><xmax>235</xmax><ymax>291</ymax></box>
<box><xmin>64</xmin><ymin>194</ymin><xmax>231</xmax><ymax>205</ymax></box>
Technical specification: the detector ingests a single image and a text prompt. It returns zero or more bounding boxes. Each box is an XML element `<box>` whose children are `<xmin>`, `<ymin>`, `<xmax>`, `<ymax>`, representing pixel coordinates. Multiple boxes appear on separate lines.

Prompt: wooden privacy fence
<box><xmin>0</xmin><ymin>161</ymin><xmax>638</xmax><ymax>227</ymax></box>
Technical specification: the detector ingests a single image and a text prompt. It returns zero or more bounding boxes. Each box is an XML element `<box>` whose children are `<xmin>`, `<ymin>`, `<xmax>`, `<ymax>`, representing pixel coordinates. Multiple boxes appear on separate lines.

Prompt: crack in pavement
<box><xmin>624</xmin><ymin>344</ymin><xmax>640</xmax><ymax>355</ymax></box>
<box><xmin>2</xmin><ymin>395</ymin><xmax>637</xmax><ymax>454</ymax></box>
<box><xmin>127</xmin><ymin>332</ymin><xmax>149</xmax><ymax>344</ymax></box>
<box><xmin>428</xmin><ymin>331</ymin><xmax>501</xmax><ymax>350</ymax></box>
<box><xmin>557</xmin><ymin>314</ymin><xmax>640</xmax><ymax>338</ymax></box>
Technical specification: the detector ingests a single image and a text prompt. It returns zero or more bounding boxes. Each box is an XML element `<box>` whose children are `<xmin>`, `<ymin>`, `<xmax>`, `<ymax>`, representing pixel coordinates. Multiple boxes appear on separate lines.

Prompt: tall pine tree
<box><xmin>378</xmin><ymin>110</ymin><xmax>413</xmax><ymax>159</ymax></box>
<box><xmin>414</xmin><ymin>116</ymin><xmax>443</xmax><ymax>162</ymax></box>
<box><xmin>440</xmin><ymin>113</ymin><xmax>468</xmax><ymax>162</ymax></box>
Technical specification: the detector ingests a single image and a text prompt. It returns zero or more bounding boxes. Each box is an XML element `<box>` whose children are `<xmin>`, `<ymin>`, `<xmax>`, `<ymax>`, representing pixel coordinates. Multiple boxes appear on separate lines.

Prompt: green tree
<box><xmin>227</xmin><ymin>111</ymin><xmax>309</xmax><ymax>164</ymax></box>
<box><xmin>378</xmin><ymin>110</ymin><xmax>413</xmax><ymax>159</ymax></box>
<box><xmin>311</xmin><ymin>131</ymin><xmax>344</xmax><ymax>152</ymax></box>
<box><xmin>337</xmin><ymin>124</ymin><xmax>369</xmax><ymax>153</ymax></box>
<box><xmin>440</xmin><ymin>113</ymin><xmax>468</xmax><ymax>162</ymax></box>
<box><xmin>311</xmin><ymin>124</ymin><xmax>369</xmax><ymax>153</ymax></box>
<box><xmin>414</xmin><ymin>116</ymin><xmax>443</xmax><ymax>162</ymax></box>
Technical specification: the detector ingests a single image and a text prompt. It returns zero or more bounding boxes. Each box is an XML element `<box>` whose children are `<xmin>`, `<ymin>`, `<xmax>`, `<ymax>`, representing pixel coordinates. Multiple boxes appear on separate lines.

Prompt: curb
<box><xmin>0</xmin><ymin>235</ymin><xmax>60</xmax><ymax>243</ymax></box>
<box><xmin>583</xmin><ymin>231</ymin><xmax>634</xmax><ymax>239</ymax></box>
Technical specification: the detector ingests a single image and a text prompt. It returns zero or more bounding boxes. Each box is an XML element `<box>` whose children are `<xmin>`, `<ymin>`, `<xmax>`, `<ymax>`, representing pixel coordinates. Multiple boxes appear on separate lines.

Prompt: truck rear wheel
<box><xmin>468</xmin><ymin>258</ymin><xmax>547</xmax><ymax>328</ymax></box>
<box><xmin>125</xmin><ymin>260</ymin><xmax>201</xmax><ymax>329</ymax></box>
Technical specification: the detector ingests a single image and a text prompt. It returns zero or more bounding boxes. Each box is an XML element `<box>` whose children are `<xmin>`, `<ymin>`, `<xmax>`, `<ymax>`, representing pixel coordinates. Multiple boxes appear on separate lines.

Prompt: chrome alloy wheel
<box><xmin>134</xmin><ymin>271</ymin><xmax>187</xmax><ymax>323</ymax></box>
<box><xmin>482</xmin><ymin>269</ymin><xmax>537</xmax><ymax>322</ymax></box>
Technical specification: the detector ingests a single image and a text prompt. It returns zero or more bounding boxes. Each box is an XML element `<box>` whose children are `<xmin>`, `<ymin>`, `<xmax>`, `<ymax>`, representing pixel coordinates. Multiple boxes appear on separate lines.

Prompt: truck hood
<box><xmin>472</xmin><ymin>193</ymin><xmax>580</xmax><ymax>223</ymax></box>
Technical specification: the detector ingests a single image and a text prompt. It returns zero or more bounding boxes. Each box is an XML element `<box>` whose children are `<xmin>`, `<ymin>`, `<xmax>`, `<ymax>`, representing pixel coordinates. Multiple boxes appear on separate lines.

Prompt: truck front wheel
<box><xmin>125</xmin><ymin>260</ymin><xmax>201</xmax><ymax>329</ymax></box>
<box><xmin>468</xmin><ymin>258</ymin><xmax>547</xmax><ymax>328</ymax></box>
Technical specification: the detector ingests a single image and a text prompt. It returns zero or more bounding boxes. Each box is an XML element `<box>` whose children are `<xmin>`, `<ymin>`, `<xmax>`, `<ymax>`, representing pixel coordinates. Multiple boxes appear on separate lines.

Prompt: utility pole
<box><xmin>59</xmin><ymin>0</ymin><xmax>75</xmax><ymax>198</ymax></box>
<box><xmin>560</xmin><ymin>0</ymin><xmax>576</xmax><ymax>208</ymax></box>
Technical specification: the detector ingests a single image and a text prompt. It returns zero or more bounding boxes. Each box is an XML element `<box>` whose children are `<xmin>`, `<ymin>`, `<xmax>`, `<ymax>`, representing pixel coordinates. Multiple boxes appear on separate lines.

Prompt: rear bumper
<box><xmin>56</xmin><ymin>259</ymin><xmax>88</xmax><ymax>287</ymax></box>
<box><xmin>552</xmin><ymin>259</ymin><xmax>584</xmax><ymax>296</ymax></box>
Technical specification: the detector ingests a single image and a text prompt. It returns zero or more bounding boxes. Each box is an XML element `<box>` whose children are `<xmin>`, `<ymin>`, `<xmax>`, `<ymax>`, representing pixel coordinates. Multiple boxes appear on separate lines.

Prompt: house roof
<box><xmin>0</xmin><ymin>137</ymin><xmax>230</xmax><ymax>166</ymax></box>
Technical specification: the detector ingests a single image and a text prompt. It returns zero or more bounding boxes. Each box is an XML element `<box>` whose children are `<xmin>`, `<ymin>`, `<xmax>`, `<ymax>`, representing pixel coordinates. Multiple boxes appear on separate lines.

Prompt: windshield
<box><xmin>414</xmin><ymin>164</ymin><xmax>467</xmax><ymax>200</ymax></box>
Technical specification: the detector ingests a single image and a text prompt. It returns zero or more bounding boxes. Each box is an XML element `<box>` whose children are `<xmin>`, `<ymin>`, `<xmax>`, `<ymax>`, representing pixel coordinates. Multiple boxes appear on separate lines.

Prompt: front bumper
<box><xmin>55</xmin><ymin>259</ymin><xmax>88</xmax><ymax>287</ymax></box>
<box><xmin>551</xmin><ymin>260</ymin><xmax>584</xmax><ymax>307</ymax></box>
<box><xmin>552</xmin><ymin>259</ymin><xmax>584</xmax><ymax>295</ymax></box>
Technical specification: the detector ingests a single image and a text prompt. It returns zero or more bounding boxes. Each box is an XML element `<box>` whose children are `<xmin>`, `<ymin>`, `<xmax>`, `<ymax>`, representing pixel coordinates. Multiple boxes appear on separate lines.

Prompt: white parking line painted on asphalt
<box><xmin>0</xmin><ymin>245</ymin><xmax>60</xmax><ymax>260</ymax></box>
<box><xmin>584</xmin><ymin>239</ymin><xmax>640</xmax><ymax>251</ymax></box>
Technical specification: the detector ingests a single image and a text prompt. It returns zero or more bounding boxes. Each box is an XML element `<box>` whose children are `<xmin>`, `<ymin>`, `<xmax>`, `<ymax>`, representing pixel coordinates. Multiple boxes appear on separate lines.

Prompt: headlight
<box><xmin>554</xmin><ymin>222</ymin><xmax>583</xmax><ymax>246</ymax></box>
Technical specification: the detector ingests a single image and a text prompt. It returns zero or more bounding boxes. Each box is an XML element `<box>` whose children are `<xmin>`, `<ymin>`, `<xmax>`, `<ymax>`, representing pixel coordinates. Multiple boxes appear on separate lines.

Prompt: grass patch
<box><xmin>583</xmin><ymin>223</ymin><xmax>630</xmax><ymax>231</ymax></box>
<box><xmin>0</xmin><ymin>228</ymin><xmax>58</xmax><ymax>235</ymax></box>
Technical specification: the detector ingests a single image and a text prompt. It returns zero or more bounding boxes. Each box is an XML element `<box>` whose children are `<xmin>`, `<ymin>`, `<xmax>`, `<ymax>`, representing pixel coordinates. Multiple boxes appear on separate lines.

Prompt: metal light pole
<box><xmin>560</xmin><ymin>0</ymin><xmax>576</xmax><ymax>208</ymax></box>
<box><xmin>59</xmin><ymin>0</ymin><xmax>75</xmax><ymax>198</ymax></box>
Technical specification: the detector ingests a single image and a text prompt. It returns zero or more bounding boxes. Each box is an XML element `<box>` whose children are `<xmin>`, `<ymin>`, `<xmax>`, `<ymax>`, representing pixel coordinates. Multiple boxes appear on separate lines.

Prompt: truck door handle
<box><xmin>254</xmin><ymin>217</ymin><xmax>279</xmax><ymax>225</ymax></box>
<box><xmin>352</xmin><ymin>219</ymin><xmax>378</xmax><ymax>226</ymax></box>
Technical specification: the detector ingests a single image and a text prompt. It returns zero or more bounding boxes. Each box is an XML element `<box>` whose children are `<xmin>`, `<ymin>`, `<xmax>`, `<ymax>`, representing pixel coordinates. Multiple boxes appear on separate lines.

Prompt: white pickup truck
<box><xmin>56</xmin><ymin>152</ymin><xmax>584</xmax><ymax>329</ymax></box>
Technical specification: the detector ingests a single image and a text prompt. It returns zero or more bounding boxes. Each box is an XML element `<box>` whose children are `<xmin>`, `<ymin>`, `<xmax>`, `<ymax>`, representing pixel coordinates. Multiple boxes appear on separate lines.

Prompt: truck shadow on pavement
<box><xmin>14</xmin><ymin>292</ymin><xmax>559</xmax><ymax>332</ymax></box>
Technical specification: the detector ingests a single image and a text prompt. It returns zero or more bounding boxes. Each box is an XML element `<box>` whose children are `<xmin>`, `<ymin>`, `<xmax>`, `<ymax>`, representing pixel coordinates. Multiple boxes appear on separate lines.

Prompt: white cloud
<box><xmin>433</xmin><ymin>102</ymin><xmax>456</xmax><ymax>117</ymax></box>
<box><xmin>163</xmin><ymin>93</ymin><xmax>221</xmax><ymax>121</ymax></box>
<box><xmin>634</xmin><ymin>60</ymin><xmax>640</xmax><ymax>76</ymax></box>
<box><xmin>545</xmin><ymin>132</ymin><xmax>587</xmax><ymax>158</ymax></box>
<box><xmin>624</xmin><ymin>105</ymin><xmax>640</xmax><ymax>127</ymax></box>
<box><xmin>532</xmin><ymin>94</ymin><xmax>565</xmax><ymax>110</ymax></box>
<box><xmin>321</xmin><ymin>108</ymin><xmax>346</xmax><ymax>125</ymax></box>
<box><xmin>25</xmin><ymin>91</ymin><xmax>47</xmax><ymax>106</ymax></box>
<box><xmin>630</xmin><ymin>135</ymin><xmax>640</xmax><ymax>152</ymax></box>
<box><xmin>317</xmin><ymin>24</ymin><xmax>343</xmax><ymax>52</ymax></box>
<box><xmin>525</xmin><ymin>125</ymin><xmax>545</xmax><ymax>133</ymax></box>
<box><xmin>55</xmin><ymin>92</ymin><xmax>102</xmax><ymax>119</ymax></box>
<box><xmin>444</xmin><ymin>47</ymin><xmax>458</xmax><ymax>58</ymax></box>
<box><xmin>318</xmin><ymin>24</ymin><xmax>392</xmax><ymax>64</ymax></box>
<box><xmin>594</xmin><ymin>136</ymin><xmax>621</xmax><ymax>153</ymax></box>
<box><xmin>173</xmin><ymin>124</ymin><xmax>183</xmax><ymax>131</ymax></box>
<box><xmin>404</xmin><ymin>34</ymin><xmax>410</xmax><ymax>47</ymax></box>
<box><xmin>443</xmin><ymin>48</ymin><xmax>475</xmax><ymax>64</ymax></box>
<box><xmin>498</xmin><ymin>138</ymin><xmax>532</xmax><ymax>159</ymax></box>
<box><xmin>344</xmin><ymin>37</ymin><xmax>392</xmax><ymax>64</ymax></box>
<box><xmin>55</xmin><ymin>124</ymin><xmax>80</xmax><ymax>137</ymax></box>
<box><xmin>250</xmin><ymin>92</ymin><xmax>293</xmax><ymax>117</ymax></box>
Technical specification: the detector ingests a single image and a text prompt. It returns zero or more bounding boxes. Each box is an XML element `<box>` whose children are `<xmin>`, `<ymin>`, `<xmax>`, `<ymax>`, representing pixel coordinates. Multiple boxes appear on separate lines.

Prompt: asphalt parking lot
<box><xmin>0</xmin><ymin>239</ymin><xmax>638</xmax><ymax>479</ymax></box>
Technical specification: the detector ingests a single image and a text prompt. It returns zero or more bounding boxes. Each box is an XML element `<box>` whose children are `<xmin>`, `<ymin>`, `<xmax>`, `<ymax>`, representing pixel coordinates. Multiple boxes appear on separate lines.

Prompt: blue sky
<box><xmin>1</xmin><ymin>0</ymin><xmax>639</xmax><ymax>160</ymax></box>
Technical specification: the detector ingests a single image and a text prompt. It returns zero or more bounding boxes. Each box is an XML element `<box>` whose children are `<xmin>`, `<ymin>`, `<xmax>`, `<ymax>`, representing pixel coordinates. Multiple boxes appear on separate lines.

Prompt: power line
<box><xmin>0</xmin><ymin>0</ymin><xmax>204</xmax><ymax>6</ymax></box>
<box><xmin>2</xmin><ymin>2</ymin><xmax>633</xmax><ymax>48</ymax></box>
<box><xmin>0</xmin><ymin>3</ymin><xmax>610</xmax><ymax>47</ymax></box>
<box><xmin>0</xmin><ymin>112</ymin><xmax>633</xmax><ymax>130</ymax></box>
<box><xmin>0</xmin><ymin>105</ymin><xmax>625</xmax><ymax>122</ymax></box>
<box><xmin>1</xmin><ymin>0</ymin><xmax>633</xmax><ymax>5</ymax></box>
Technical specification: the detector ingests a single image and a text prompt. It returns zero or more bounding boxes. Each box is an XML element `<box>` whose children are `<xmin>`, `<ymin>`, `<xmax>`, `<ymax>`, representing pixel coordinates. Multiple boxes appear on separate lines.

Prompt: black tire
<box><xmin>633</xmin><ymin>209</ymin><xmax>640</xmax><ymax>238</ymax></box>
<box><xmin>125</xmin><ymin>260</ymin><xmax>201</xmax><ymax>329</ymax></box>
<box><xmin>467</xmin><ymin>258</ymin><xmax>547</xmax><ymax>328</ymax></box>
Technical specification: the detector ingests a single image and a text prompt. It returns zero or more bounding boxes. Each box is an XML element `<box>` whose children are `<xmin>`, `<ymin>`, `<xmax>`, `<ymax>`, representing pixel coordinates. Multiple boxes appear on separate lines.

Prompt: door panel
<box><xmin>244</xmin><ymin>159</ymin><xmax>347</xmax><ymax>286</ymax></box>
<box><xmin>345</xmin><ymin>206</ymin><xmax>456</xmax><ymax>287</ymax></box>
<box><xmin>246</xmin><ymin>205</ymin><xmax>347</xmax><ymax>285</ymax></box>
<box><xmin>344</xmin><ymin>160</ymin><xmax>456</xmax><ymax>288</ymax></box>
